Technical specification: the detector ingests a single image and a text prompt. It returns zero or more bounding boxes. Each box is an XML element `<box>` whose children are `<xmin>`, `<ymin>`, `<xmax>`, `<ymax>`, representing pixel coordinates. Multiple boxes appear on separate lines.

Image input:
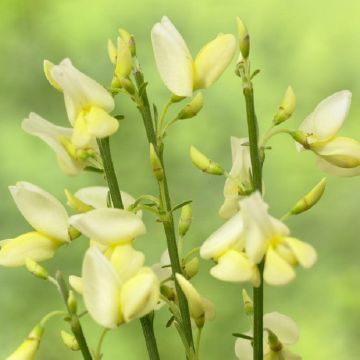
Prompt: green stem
<box><xmin>97</xmin><ymin>136</ymin><xmax>160</xmax><ymax>360</ymax></box>
<box><xmin>55</xmin><ymin>271</ymin><xmax>93</xmax><ymax>360</ymax></box>
<box><xmin>195</xmin><ymin>327</ymin><xmax>203</xmax><ymax>360</ymax></box>
<box><xmin>260</xmin><ymin>127</ymin><xmax>293</xmax><ymax>147</ymax></box>
<box><xmin>133</xmin><ymin>65</ymin><xmax>195</xmax><ymax>353</ymax></box>
<box><xmin>97</xmin><ymin>137</ymin><xmax>123</xmax><ymax>209</ymax></box>
<box><xmin>242</xmin><ymin>77</ymin><xmax>263</xmax><ymax>360</ymax></box>
<box><xmin>40</xmin><ymin>310</ymin><xmax>67</xmax><ymax>327</ymax></box>
<box><xmin>140</xmin><ymin>314</ymin><xmax>161</xmax><ymax>360</ymax></box>
<box><xmin>94</xmin><ymin>328</ymin><xmax>109</xmax><ymax>360</ymax></box>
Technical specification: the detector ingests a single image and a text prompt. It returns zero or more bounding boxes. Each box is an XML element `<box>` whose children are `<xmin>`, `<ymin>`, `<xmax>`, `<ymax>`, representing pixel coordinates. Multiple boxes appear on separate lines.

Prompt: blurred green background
<box><xmin>1</xmin><ymin>0</ymin><xmax>359</xmax><ymax>359</ymax></box>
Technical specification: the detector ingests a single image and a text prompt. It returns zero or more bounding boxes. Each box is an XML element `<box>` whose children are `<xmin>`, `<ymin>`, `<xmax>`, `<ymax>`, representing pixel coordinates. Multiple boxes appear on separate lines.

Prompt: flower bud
<box><xmin>273</xmin><ymin>86</ymin><xmax>296</xmax><ymax>125</ymax></box>
<box><xmin>119</xmin><ymin>78</ymin><xmax>135</xmax><ymax>95</ymax></box>
<box><xmin>184</xmin><ymin>257</ymin><xmax>199</xmax><ymax>279</ymax></box>
<box><xmin>242</xmin><ymin>289</ymin><xmax>253</xmax><ymax>316</ymax></box>
<box><xmin>149</xmin><ymin>144</ymin><xmax>164</xmax><ymax>181</ymax></box>
<box><xmin>177</xmin><ymin>93</ymin><xmax>204</xmax><ymax>119</ymax></box>
<box><xmin>115</xmin><ymin>37</ymin><xmax>132</xmax><ymax>80</ymax></box>
<box><xmin>67</xmin><ymin>290</ymin><xmax>77</xmax><ymax>314</ymax></box>
<box><xmin>291</xmin><ymin>178</ymin><xmax>327</xmax><ymax>215</ymax></box>
<box><xmin>119</xmin><ymin>28</ymin><xmax>136</xmax><ymax>56</ymax></box>
<box><xmin>6</xmin><ymin>324</ymin><xmax>44</xmax><ymax>360</ymax></box>
<box><xmin>25</xmin><ymin>258</ymin><xmax>48</xmax><ymax>280</ymax></box>
<box><xmin>190</xmin><ymin>146</ymin><xmax>224</xmax><ymax>175</ymax></box>
<box><xmin>178</xmin><ymin>204</ymin><xmax>192</xmax><ymax>237</ymax></box>
<box><xmin>60</xmin><ymin>330</ymin><xmax>80</xmax><ymax>351</ymax></box>
<box><xmin>160</xmin><ymin>284</ymin><xmax>176</xmax><ymax>301</ymax></box>
<box><xmin>236</xmin><ymin>17</ymin><xmax>250</xmax><ymax>59</ymax></box>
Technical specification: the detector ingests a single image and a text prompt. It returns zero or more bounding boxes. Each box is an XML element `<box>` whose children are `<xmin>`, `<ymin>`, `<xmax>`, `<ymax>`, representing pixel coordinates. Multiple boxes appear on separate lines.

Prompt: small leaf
<box><xmin>232</xmin><ymin>333</ymin><xmax>253</xmax><ymax>340</ymax></box>
<box><xmin>84</xmin><ymin>166</ymin><xmax>104</xmax><ymax>174</ymax></box>
<box><xmin>114</xmin><ymin>114</ymin><xmax>125</xmax><ymax>121</ymax></box>
<box><xmin>166</xmin><ymin>316</ymin><xmax>175</xmax><ymax>328</ymax></box>
<box><xmin>250</xmin><ymin>69</ymin><xmax>261</xmax><ymax>79</ymax></box>
<box><xmin>172</xmin><ymin>200</ymin><xmax>193</xmax><ymax>213</ymax></box>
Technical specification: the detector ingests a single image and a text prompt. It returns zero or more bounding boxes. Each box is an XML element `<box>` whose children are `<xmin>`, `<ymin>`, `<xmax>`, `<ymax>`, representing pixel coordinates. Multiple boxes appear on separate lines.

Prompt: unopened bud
<box><xmin>160</xmin><ymin>284</ymin><xmax>176</xmax><ymax>301</ymax></box>
<box><xmin>107</xmin><ymin>39</ymin><xmax>117</xmax><ymax>64</ymax></box>
<box><xmin>119</xmin><ymin>77</ymin><xmax>135</xmax><ymax>94</ymax></box>
<box><xmin>291</xmin><ymin>178</ymin><xmax>327</xmax><ymax>215</ymax></box>
<box><xmin>178</xmin><ymin>204</ymin><xmax>192</xmax><ymax>237</ymax></box>
<box><xmin>65</xmin><ymin>189</ymin><xmax>93</xmax><ymax>213</ymax></box>
<box><xmin>25</xmin><ymin>258</ymin><xmax>48</xmax><ymax>280</ymax></box>
<box><xmin>190</xmin><ymin>146</ymin><xmax>224</xmax><ymax>175</ymax></box>
<box><xmin>236</xmin><ymin>17</ymin><xmax>250</xmax><ymax>59</ymax></box>
<box><xmin>61</xmin><ymin>330</ymin><xmax>80</xmax><ymax>351</ymax></box>
<box><xmin>6</xmin><ymin>324</ymin><xmax>44</xmax><ymax>360</ymax></box>
<box><xmin>184</xmin><ymin>257</ymin><xmax>199</xmax><ymax>279</ymax></box>
<box><xmin>177</xmin><ymin>93</ymin><xmax>204</xmax><ymax>119</ymax></box>
<box><xmin>115</xmin><ymin>37</ymin><xmax>132</xmax><ymax>80</ymax></box>
<box><xmin>150</xmin><ymin>144</ymin><xmax>164</xmax><ymax>181</ymax></box>
<box><xmin>67</xmin><ymin>290</ymin><xmax>77</xmax><ymax>314</ymax></box>
<box><xmin>273</xmin><ymin>86</ymin><xmax>296</xmax><ymax>125</ymax></box>
<box><xmin>242</xmin><ymin>289</ymin><xmax>253</xmax><ymax>315</ymax></box>
<box><xmin>119</xmin><ymin>29</ymin><xmax>136</xmax><ymax>56</ymax></box>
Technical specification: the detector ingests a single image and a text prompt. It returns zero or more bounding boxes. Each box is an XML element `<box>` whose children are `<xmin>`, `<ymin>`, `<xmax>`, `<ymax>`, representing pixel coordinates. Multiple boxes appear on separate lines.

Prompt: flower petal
<box><xmin>69</xmin><ymin>208</ymin><xmax>146</xmax><ymax>245</ymax></box>
<box><xmin>200</xmin><ymin>212</ymin><xmax>244</xmax><ymax>260</ymax></box>
<box><xmin>234</xmin><ymin>337</ymin><xmax>253</xmax><ymax>360</ymax></box>
<box><xmin>121</xmin><ymin>267</ymin><xmax>160</xmax><ymax>322</ymax></box>
<box><xmin>316</xmin><ymin>157</ymin><xmax>360</xmax><ymax>177</ymax></box>
<box><xmin>264</xmin><ymin>312</ymin><xmax>299</xmax><ymax>345</ymax></box>
<box><xmin>264</xmin><ymin>247</ymin><xmax>296</xmax><ymax>286</ymax></box>
<box><xmin>283</xmin><ymin>237</ymin><xmax>317</xmax><ymax>269</ymax></box>
<box><xmin>151</xmin><ymin>17</ymin><xmax>193</xmax><ymax>97</ymax></box>
<box><xmin>194</xmin><ymin>34</ymin><xmax>236</xmax><ymax>89</ymax></box>
<box><xmin>82</xmin><ymin>248</ymin><xmax>122</xmax><ymax>328</ymax></box>
<box><xmin>22</xmin><ymin>113</ymin><xmax>82</xmax><ymax>175</ymax></box>
<box><xmin>0</xmin><ymin>232</ymin><xmax>62</xmax><ymax>267</ymax></box>
<box><xmin>108</xmin><ymin>244</ymin><xmax>145</xmax><ymax>282</ymax></box>
<box><xmin>210</xmin><ymin>250</ymin><xmax>256</xmax><ymax>283</ymax></box>
<box><xmin>9</xmin><ymin>182</ymin><xmax>69</xmax><ymax>242</ymax></box>
<box><xmin>51</xmin><ymin>58</ymin><xmax>114</xmax><ymax>124</ymax></box>
<box><xmin>69</xmin><ymin>275</ymin><xmax>83</xmax><ymax>295</ymax></box>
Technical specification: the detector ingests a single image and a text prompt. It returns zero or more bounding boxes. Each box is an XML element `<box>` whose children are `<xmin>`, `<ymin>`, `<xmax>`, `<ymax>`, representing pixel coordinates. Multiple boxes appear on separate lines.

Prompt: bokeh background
<box><xmin>1</xmin><ymin>0</ymin><xmax>359</xmax><ymax>359</ymax></box>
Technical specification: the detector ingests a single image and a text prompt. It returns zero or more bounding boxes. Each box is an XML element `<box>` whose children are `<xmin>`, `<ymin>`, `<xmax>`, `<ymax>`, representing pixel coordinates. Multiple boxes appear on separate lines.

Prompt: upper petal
<box><xmin>264</xmin><ymin>312</ymin><xmax>299</xmax><ymax>345</ymax></box>
<box><xmin>200</xmin><ymin>212</ymin><xmax>244</xmax><ymax>260</ymax></box>
<box><xmin>82</xmin><ymin>247</ymin><xmax>122</xmax><ymax>328</ymax></box>
<box><xmin>151</xmin><ymin>17</ymin><xmax>193</xmax><ymax>96</ymax></box>
<box><xmin>51</xmin><ymin>58</ymin><xmax>114</xmax><ymax>123</ymax></box>
<box><xmin>0</xmin><ymin>232</ymin><xmax>62</xmax><ymax>267</ymax></box>
<box><xmin>193</xmin><ymin>34</ymin><xmax>236</xmax><ymax>90</ymax></box>
<box><xmin>69</xmin><ymin>208</ymin><xmax>146</xmax><ymax>245</ymax></box>
<box><xmin>9</xmin><ymin>182</ymin><xmax>69</xmax><ymax>242</ymax></box>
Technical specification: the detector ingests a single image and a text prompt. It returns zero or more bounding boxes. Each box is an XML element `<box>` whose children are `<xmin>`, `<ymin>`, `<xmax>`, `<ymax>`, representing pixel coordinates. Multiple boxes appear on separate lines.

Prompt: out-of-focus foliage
<box><xmin>0</xmin><ymin>0</ymin><xmax>359</xmax><ymax>359</ymax></box>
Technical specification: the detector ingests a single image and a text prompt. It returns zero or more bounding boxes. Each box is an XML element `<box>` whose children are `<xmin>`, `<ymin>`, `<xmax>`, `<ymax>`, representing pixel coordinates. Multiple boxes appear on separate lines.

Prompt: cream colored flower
<box><xmin>219</xmin><ymin>137</ymin><xmax>252</xmax><ymax>219</ymax></box>
<box><xmin>151</xmin><ymin>16</ymin><xmax>236</xmax><ymax>97</ymax></box>
<box><xmin>82</xmin><ymin>247</ymin><xmax>159</xmax><ymax>328</ymax></box>
<box><xmin>0</xmin><ymin>182</ymin><xmax>69</xmax><ymax>267</ymax></box>
<box><xmin>297</xmin><ymin>90</ymin><xmax>360</xmax><ymax>176</ymax></box>
<box><xmin>22</xmin><ymin>113</ymin><xmax>98</xmax><ymax>175</ymax></box>
<box><xmin>45</xmin><ymin>58</ymin><xmax>119</xmax><ymax>148</ymax></box>
<box><xmin>241</xmin><ymin>192</ymin><xmax>317</xmax><ymax>286</ymax></box>
<box><xmin>235</xmin><ymin>312</ymin><xmax>301</xmax><ymax>360</ymax></box>
<box><xmin>200</xmin><ymin>212</ymin><xmax>260</xmax><ymax>286</ymax></box>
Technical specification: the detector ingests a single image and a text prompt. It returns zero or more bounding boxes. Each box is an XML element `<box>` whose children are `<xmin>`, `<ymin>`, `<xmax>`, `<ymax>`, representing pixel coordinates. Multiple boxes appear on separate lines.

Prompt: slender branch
<box><xmin>242</xmin><ymin>72</ymin><xmax>264</xmax><ymax>360</ymax></box>
<box><xmin>133</xmin><ymin>65</ymin><xmax>195</xmax><ymax>353</ymax></box>
<box><xmin>94</xmin><ymin>328</ymin><xmax>109</xmax><ymax>360</ymax></box>
<box><xmin>97</xmin><ymin>135</ymin><xmax>160</xmax><ymax>360</ymax></box>
<box><xmin>55</xmin><ymin>271</ymin><xmax>93</xmax><ymax>360</ymax></box>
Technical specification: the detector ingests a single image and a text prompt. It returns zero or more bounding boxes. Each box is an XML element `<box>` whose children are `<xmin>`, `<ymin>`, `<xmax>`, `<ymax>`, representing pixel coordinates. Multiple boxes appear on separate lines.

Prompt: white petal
<box><xmin>108</xmin><ymin>244</ymin><xmax>145</xmax><ymax>282</ymax></box>
<box><xmin>264</xmin><ymin>247</ymin><xmax>296</xmax><ymax>286</ymax></box>
<box><xmin>202</xmin><ymin>297</ymin><xmax>216</xmax><ymax>321</ymax></box>
<box><xmin>22</xmin><ymin>113</ymin><xmax>82</xmax><ymax>175</ymax></box>
<box><xmin>193</xmin><ymin>34</ymin><xmax>236</xmax><ymax>89</ymax></box>
<box><xmin>311</xmin><ymin>90</ymin><xmax>352</xmax><ymax>140</ymax></box>
<box><xmin>200</xmin><ymin>212</ymin><xmax>244</xmax><ymax>260</ymax></box>
<box><xmin>283</xmin><ymin>237</ymin><xmax>317</xmax><ymax>268</ymax></box>
<box><xmin>210</xmin><ymin>250</ymin><xmax>256</xmax><ymax>283</ymax></box>
<box><xmin>234</xmin><ymin>337</ymin><xmax>253</xmax><ymax>360</ymax></box>
<box><xmin>312</xmin><ymin>136</ymin><xmax>360</xmax><ymax>168</ymax></box>
<box><xmin>151</xmin><ymin>18</ymin><xmax>193</xmax><ymax>96</ymax></box>
<box><xmin>9</xmin><ymin>182</ymin><xmax>69</xmax><ymax>242</ymax></box>
<box><xmin>121</xmin><ymin>267</ymin><xmax>160</xmax><ymax>322</ymax></box>
<box><xmin>264</xmin><ymin>312</ymin><xmax>299</xmax><ymax>345</ymax></box>
<box><xmin>230</xmin><ymin>137</ymin><xmax>251</xmax><ymax>179</ymax></box>
<box><xmin>82</xmin><ymin>248</ymin><xmax>122</xmax><ymax>328</ymax></box>
<box><xmin>51</xmin><ymin>58</ymin><xmax>114</xmax><ymax>123</ymax></box>
<box><xmin>74</xmin><ymin>186</ymin><xmax>140</xmax><ymax>215</ymax></box>
<box><xmin>316</xmin><ymin>157</ymin><xmax>360</xmax><ymax>177</ymax></box>
<box><xmin>69</xmin><ymin>208</ymin><xmax>146</xmax><ymax>245</ymax></box>
<box><xmin>0</xmin><ymin>232</ymin><xmax>62</xmax><ymax>267</ymax></box>
<box><xmin>281</xmin><ymin>348</ymin><xmax>302</xmax><ymax>360</ymax></box>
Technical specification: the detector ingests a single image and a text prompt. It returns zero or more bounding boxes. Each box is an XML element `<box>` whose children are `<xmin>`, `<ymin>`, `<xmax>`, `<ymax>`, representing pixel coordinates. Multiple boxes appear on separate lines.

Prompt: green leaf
<box><xmin>172</xmin><ymin>200</ymin><xmax>192</xmax><ymax>213</ymax></box>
